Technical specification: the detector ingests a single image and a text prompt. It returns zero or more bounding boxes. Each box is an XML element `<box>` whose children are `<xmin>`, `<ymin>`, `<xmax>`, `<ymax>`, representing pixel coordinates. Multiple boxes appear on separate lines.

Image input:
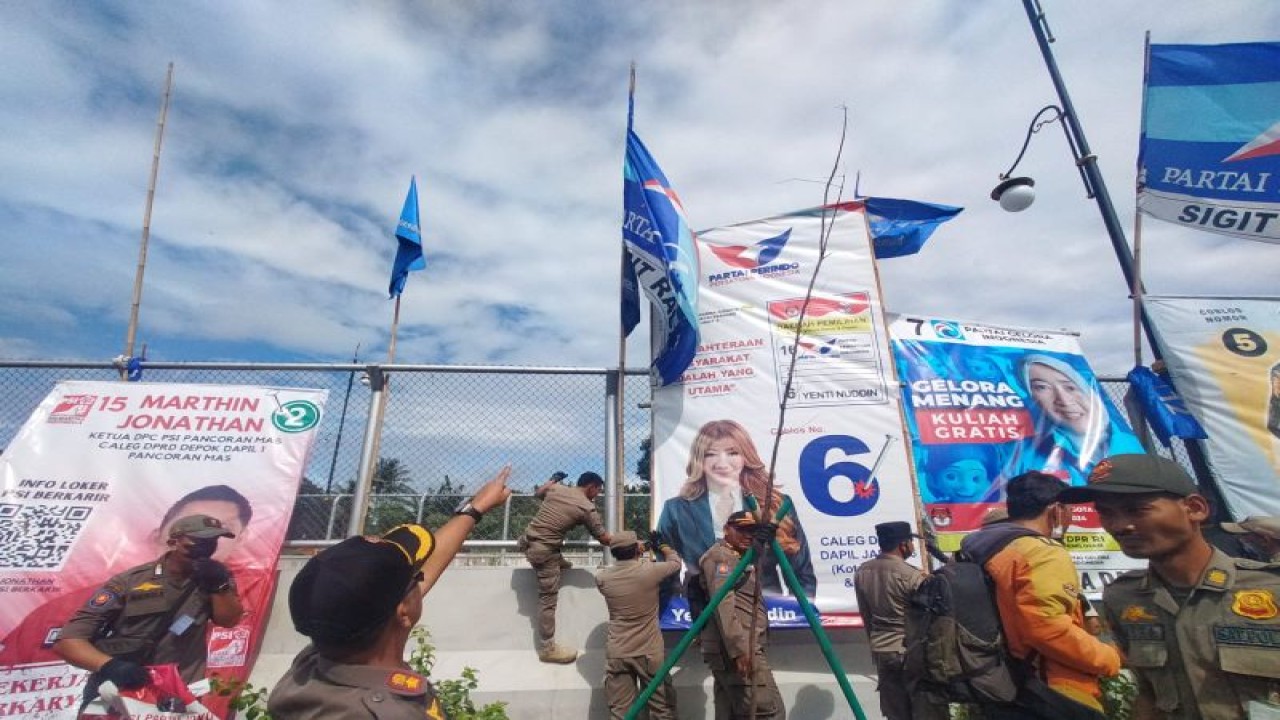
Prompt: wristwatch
<box><xmin>453</xmin><ymin>498</ymin><xmax>484</xmax><ymax>522</ymax></box>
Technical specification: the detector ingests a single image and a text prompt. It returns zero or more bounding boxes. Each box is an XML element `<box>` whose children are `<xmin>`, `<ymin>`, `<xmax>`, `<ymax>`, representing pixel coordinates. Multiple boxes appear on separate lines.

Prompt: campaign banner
<box><xmin>1138</xmin><ymin>42</ymin><xmax>1280</xmax><ymax>244</ymax></box>
<box><xmin>889</xmin><ymin>317</ymin><xmax>1146</xmax><ymax>590</ymax></box>
<box><xmin>652</xmin><ymin>202</ymin><xmax>915</xmax><ymax>628</ymax></box>
<box><xmin>0</xmin><ymin>381</ymin><xmax>327</xmax><ymax>719</ymax></box>
<box><xmin>1145</xmin><ymin>296</ymin><xmax>1280</xmax><ymax>517</ymax></box>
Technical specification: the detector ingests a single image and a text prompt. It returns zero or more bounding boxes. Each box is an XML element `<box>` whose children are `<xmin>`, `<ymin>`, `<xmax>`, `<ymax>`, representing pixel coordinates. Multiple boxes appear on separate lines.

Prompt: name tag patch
<box><xmin>1214</xmin><ymin>625</ymin><xmax>1280</xmax><ymax>649</ymax></box>
<box><xmin>1126</xmin><ymin>623</ymin><xmax>1166</xmax><ymax>642</ymax></box>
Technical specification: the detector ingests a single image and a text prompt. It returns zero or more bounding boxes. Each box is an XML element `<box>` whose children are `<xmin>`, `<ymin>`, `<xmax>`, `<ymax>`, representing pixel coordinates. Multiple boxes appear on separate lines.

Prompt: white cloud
<box><xmin>0</xmin><ymin>0</ymin><xmax>1277</xmax><ymax>378</ymax></box>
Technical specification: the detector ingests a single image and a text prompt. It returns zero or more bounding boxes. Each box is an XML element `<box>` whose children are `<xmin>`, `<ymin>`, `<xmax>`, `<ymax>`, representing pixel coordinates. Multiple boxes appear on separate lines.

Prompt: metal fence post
<box><xmin>605</xmin><ymin>368</ymin><xmax>623</xmax><ymax>567</ymax></box>
<box><xmin>325</xmin><ymin>495</ymin><xmax>342</xmax><ymax>540</ymax></box>
<box><xmin>349</xmin><ymin>366</ymin><xmax>386</xmax><ymax>537</ymax></box>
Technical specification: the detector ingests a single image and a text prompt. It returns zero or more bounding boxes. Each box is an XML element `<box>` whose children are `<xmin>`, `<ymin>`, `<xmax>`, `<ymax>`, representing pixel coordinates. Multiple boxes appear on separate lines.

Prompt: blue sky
<box><xmin>2</xmin><ymin>1</ymin><xmax>1278</xmax><ymax>375</ymax></box>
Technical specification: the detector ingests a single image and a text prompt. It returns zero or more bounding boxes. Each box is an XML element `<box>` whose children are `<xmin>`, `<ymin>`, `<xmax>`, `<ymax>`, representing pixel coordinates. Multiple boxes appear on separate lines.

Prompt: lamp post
<box><xmin>998</xmin><ymin>0</ymin><xmax>1221</xmax><ymax>497</ymax></box>
<box><xmin>992</xmin><ymin>0</ymin><xmax>1159</xmax><ymax>354</ymax></box>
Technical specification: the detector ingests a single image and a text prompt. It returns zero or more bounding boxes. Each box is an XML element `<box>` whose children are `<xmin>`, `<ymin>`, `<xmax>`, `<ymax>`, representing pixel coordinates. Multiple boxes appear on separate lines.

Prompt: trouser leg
<box><xmin>604</xmin><ymin>657</ymin><xmax>639</xmax><ymax>720</ymax></box>
<box><xmin>873</xmin><ymin>651</ymin><xmax>913</xmax><ymax>720</ymax></box>
<box><xmin>525</xmin><ymin>544</ymin><xmax>563</xmax><ymax>649</ymax></box>
<box><xmin>638</xmin><ymin>653</ymin><xmax>678</xmax><ymax>720</ymax></box>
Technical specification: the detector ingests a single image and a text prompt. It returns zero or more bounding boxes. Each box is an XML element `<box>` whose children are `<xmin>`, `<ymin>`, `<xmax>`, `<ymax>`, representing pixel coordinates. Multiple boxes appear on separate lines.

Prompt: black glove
<box><xmin>99</xmin><ymin>657</ymin><xmax>150</xmax><ymax>690</ymax></box>
<box><xmin>648</xmin><ymin>530</ymin><xmax>665</xmax><ymax>549</ymax></box>
<box><xmin>191</xmin><ymin>559</ymin><xmax>232</xmax><ymax>593</ymax></box>
<box><xmin>752</xmin><ymin>522</ymin><xmax>779</xmax><ymax>549</ymax></box>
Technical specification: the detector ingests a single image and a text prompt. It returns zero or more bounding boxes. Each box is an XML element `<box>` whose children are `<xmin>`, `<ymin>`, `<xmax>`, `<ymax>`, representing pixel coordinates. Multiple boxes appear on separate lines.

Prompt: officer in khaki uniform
<box><xmin>594</xmin><ymin>530</ymin><xmax>682</xmax><ymax>719</ymax></box>
<box><xmin>700</xmin><ymin>511</ymin><xmax>786</xmax><ymax>720</ymax></box>
<box><xmin>1061</xmin><ymin>454</ymin><xmax>1280</xmax><ymax>719</ymax></box>
<box><xmin>54</xmin><ymin>514</ymin><xmax>243</xmax><ymax>707</ymax></box>
<box><xmin>270</xmin><ymin>467</ymin><xmax>512</xmax><ymax>719</ymax></box>
<box><xmin>519</xmin><ymin>471</ymin><xmax>612</xmax><ymax>663</ymax></box>
<box><xmin>854</xmin><ymin>521</ymin><xmax>946</xmax><ymax>720</ymax></box>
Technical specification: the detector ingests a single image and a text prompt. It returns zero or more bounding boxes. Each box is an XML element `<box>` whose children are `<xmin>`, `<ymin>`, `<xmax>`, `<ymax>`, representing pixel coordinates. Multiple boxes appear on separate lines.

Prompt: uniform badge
<box><xmin>387</xmin><ymin>672</ymin><xmax>423</xmax><ymax>692</ymax></box>
<box><xmin>1121</xmin><ymin>605</ymin><xmax>1158</xmax><ymax>622</ymax></box>
<box><xmin>1088</xmin><ymin>459</ymin><xmax>1113</xmax><ymax>483</ymax></box>
<box><xmin>1205</xmin><ymin>569</ymin><xmax>1228</xmax><ymax>588</ymax></box>
<box><xmin>132</xmin><ymin>581</ymin><xmax>163</xmax><ymax>593</ymax></box>
<box><xmin>426</xmin><ymin>697</ymin><xmax>445</xmax><ymax>720</ymax></box>
<box><xmin>88</xmin><ymin>589</ymin><xmax>118</xmax><ymax>608</ymax></box>
<box><xmin>1231</xmin><ymin>589</ymin><xmax>1278</xmax><ymax>620</ymax></box>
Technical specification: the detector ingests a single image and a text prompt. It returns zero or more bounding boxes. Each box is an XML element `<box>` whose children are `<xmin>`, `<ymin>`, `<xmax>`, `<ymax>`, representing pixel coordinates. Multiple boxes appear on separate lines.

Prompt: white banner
<box><xmin>0</xmin><ymin>381</ymin><xmax>328</xmax><ymax>719</ymax></box>
<box><xmin>1145</xmin><ymin>296</ymin><xmax>1280</xmax><ymax>517</ymax></box>
<box><xmin>652</xmin><ymin>203</ymin><xmax>915</xmax><ymax>627</ymax></box>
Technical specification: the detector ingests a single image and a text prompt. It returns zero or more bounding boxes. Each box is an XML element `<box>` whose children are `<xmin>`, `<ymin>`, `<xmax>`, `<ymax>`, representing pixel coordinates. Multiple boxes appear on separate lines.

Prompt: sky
<box><xmin>2</xmin><ymin>1</ymin><xmax>1278</xmax><ymax>377</ymax></box>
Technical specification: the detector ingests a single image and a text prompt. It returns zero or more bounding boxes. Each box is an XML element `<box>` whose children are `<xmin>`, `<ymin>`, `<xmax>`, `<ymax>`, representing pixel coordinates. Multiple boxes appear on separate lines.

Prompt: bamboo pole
<box><xmin>121</xmin><ymin>63</ymin><xmax>174</xmax><ymax>379</ymax></box>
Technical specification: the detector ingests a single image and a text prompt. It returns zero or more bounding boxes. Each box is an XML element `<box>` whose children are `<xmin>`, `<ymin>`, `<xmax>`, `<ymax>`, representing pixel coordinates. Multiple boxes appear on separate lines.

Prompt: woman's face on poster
<box><xmin>1027</xmin><ymin>363</ymin><xmax>1092</xmax><ymax>436</ymax></box>
<box><xmin>702</xmin><ymin>438</ymin><xmax>744</xmax><ymax>489</ymax></box>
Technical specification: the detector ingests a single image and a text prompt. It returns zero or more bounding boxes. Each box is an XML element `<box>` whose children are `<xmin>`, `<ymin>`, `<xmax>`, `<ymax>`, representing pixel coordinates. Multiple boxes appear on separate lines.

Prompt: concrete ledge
<box><xmin>251</xmin><ymin>557</ymin><xmax>885</xmax><ymax>719</ymax></box>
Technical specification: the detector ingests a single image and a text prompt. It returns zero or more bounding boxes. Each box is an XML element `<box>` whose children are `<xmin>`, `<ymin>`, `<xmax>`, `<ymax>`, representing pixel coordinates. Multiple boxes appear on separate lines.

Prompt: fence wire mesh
<box><xmin>0</xmin><ymin>363</ymin><xmax>1204</xmax><ymax>545</ymax></box>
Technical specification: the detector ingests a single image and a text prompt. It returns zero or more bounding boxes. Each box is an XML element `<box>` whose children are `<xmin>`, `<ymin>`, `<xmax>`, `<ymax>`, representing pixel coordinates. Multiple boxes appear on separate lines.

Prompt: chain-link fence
<box><xmin>0</xmin><ymin>361</ymin><xmax>1205</xmax><ymax>546</ymax></box>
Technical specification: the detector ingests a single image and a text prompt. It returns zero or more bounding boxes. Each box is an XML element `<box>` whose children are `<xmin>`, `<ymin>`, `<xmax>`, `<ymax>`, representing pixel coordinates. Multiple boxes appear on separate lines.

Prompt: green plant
<box><xmin>209</xmin><ymin>627</ymin><xmax>507</xmax><ymax>720</ymax></box>
<box><xmin>211</xmin><ymin>676</ymin><xmax>273</xmax><ymax>720</ymax></box>
<box><xmin>1101</xmin><ymin>671</ymin><xmax>1137</xmax><ymax>720</ymax></box>
<box><xmin>407</xmin><ymin>626</ymin><xmax>510</xmax><ymax>720</ymax></box>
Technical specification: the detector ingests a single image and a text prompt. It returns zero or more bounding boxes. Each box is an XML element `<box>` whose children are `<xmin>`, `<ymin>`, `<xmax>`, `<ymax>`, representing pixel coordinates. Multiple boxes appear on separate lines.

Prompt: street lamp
<box><xmin>990</xmin><ymin>105</ymin><xmax>1088</xmax><ymax>213</ymax></box>
<box><xmin>1001</xmin><ymin>0</ymin><xmax>1220</xmax><ymax>495</ymax></box>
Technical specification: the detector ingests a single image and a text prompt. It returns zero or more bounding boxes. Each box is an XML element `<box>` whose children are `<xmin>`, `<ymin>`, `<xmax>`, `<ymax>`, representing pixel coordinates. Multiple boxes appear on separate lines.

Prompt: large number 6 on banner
<box><xmin>797</xmin><ymin>434</ymin><xmax>880</xmax><ymax>517</ymax></box>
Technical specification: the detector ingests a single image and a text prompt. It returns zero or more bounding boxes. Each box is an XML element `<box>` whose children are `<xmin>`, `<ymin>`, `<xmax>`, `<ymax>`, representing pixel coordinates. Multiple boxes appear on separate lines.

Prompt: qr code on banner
<box><xmin>0</xmin><ymin>504</ymin><xmax>93</xmax><ymax>571</ymax></box>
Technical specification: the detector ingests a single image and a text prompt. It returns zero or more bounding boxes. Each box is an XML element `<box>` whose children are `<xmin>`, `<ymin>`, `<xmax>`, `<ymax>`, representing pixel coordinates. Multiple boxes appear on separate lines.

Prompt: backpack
<box><xmin>902</xmin><ymin>529</ymin><xmax>1035</xmax><ymax>705</ymax></box>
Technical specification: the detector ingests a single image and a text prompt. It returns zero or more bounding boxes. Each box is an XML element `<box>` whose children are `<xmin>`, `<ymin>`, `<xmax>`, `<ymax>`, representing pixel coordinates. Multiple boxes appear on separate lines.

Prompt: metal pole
<box><xmin>122</xmin><ymin>63</ymin><xmax>174</xmax><ymax>377</ymax></box>
<box><xmin>1020</xmin><ymin>0</ymin><xmax>1221</xmax><ymax>496</ymax></box>
<box><xmin>604</xmin><ymin>369</ymin><xmax>622</xmax><ymax>567</ymax></box>
<box><xmin>348</xmin><ymin>366</ymin><xmax>387</xmax><ymax>537</ymax></box>
<box><xmin>325</xmin><ymin>344</ymin><xmax>360</xmax><ymax>493</ymax></box>
<box><xmin>1019</xmin><ymin>0</ymin><xmax>1160</xmax><ymax>353</ymax></box>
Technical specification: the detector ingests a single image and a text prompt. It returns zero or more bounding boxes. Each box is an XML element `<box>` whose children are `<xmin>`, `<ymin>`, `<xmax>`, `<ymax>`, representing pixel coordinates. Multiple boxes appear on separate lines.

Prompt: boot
<box><xmin>538</xmin><ymin>643</ymin><xmax>578</xmax><ymax>664</ymax></box>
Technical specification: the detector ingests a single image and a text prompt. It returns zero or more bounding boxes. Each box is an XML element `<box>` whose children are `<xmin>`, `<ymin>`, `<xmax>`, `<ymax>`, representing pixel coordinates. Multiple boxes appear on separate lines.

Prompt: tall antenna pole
<box><xmin>122</xmin><ymin>62</ymin><xmax>174</xmax><ymax>378</ymax></box>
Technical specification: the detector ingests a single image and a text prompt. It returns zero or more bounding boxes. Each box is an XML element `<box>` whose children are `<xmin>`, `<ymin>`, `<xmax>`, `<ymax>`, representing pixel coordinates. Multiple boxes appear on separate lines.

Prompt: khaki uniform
<box><xmin>520</xmin><ymin>483</ymin><xmax>608</xmax><ymax>650</ymax></box>
<box><xmin>699</xmin><ymin>541</ymin><xmax>785</xmax><ymax>720</ymax></box>
<box><xmin>59</xmin><ymin>557</ymin><xmax>217</xmax><ymax>683</ymax></box>
<box><xmin>595</xmin><ymin>547</ymin><xmax>682</xmax><ymax>720</ymax></box>
<box><xmin>1102</xmin><ymin>549</ymin><xmax>1280</xmax><ymax>719</ymax></box>
<box><xmin>853</xmin><ymin>555</ymin><xmax>945</xmax><ymax>720</ymax></box>
<box><xmin>268</xmin><ymin>644</ymin><xmax>448</xmax><ymax>719</ymax></box>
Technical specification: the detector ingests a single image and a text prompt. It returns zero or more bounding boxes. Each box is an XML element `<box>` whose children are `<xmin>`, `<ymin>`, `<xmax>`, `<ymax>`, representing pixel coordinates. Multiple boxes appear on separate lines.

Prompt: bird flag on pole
<box><xmin>622</xmin><ymin>128</ymin><xmax>700</xmax><ymax>386</ymax></box>
<box><xmin>389</xmin><ymin>177</ymin><xmax>426</xmax><ymax>297</ymax></box>
<box><xmin>862</xmin><ymin>196</ymin><xmax>963</xmax><ymax>259</ymax></box>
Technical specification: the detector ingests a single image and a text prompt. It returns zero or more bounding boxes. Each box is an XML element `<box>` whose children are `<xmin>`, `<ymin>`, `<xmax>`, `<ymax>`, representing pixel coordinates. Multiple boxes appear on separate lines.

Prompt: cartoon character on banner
<box><xmin>921</xmin><ymin>443</ymin><xmax>1001</xmax><ymax>504</ymax></box>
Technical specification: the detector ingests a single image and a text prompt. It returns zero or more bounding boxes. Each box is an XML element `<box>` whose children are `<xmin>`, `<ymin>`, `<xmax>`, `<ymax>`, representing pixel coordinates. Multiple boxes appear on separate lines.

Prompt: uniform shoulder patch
<box><xmin>1205</xmin><ymin>569</ymin><xmax>1229</xmax><ymax>588</ymax></box>
<box><xmin>386</xmin><ymin>671</ymin><xmax>425</xmax><ymax>694</ymax></box>
<box><xmin>1231</xmin><ymin>589</ymin><xmax>1278</xmax><ymax>620</ymax></box>
<box><xmin>88</xmin><ymin>589</ymin><xmax>119</xmax><ymax>608</ymax></box>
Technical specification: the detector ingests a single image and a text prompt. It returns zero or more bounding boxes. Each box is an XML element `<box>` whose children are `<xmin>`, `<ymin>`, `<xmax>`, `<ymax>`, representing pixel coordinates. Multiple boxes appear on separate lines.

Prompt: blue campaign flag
<box><xmin>388</xmin><ymin>177</ymin><xmax>426</xmax><ymax>298</ymax></box>
<box><xmin>862</xmin><ymin>197</ymin><xmax>963</xmax><ymax>259</ymax></box>
<box><xmin>1126</xmin><ymin>365</ymin><xmax>1208</xmax><ymax>448</ymax></box>
<box><xmin>622</xmin><ymin>128</ymin><xmax>699</xmax><ymax>386</ymax></box>
<box><xmin>1140</xmin><ymin>42</ymin><xmax>1280</xmax><ymax>244</ymax></box>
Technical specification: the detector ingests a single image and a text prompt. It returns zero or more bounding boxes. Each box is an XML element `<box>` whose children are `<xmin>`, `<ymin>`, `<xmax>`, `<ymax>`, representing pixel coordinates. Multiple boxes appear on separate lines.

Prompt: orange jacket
<box><xmin>984</xmin><ymin>534</ymin><xmax>1122</xmax><ymax>710</ymax></box>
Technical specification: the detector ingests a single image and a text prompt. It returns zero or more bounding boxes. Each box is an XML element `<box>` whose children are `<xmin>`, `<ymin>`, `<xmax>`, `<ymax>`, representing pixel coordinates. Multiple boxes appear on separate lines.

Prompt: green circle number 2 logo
<box><xmin>273</xmin><ymin>400</ymin><xmax>321</xmax><ymax>433</ymax></box>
